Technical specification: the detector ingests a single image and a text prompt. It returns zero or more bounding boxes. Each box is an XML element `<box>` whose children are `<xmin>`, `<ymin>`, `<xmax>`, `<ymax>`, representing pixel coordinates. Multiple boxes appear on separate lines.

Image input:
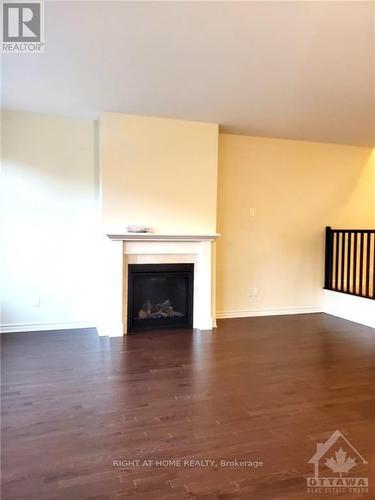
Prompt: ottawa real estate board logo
<box><xmin>307</xmin><ymin>430</ymin><xmax>368</xmax><ymax>495</ymax></box>
<box><xmin>2</xmin><ymin>1</ymin><xmax>44</xmax><ymax>52</ymax></box>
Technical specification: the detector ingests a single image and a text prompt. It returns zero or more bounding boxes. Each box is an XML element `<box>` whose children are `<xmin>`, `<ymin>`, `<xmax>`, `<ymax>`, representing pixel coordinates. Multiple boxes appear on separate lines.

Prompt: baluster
<box><xmin>353</xmin><ymin>232</ymin><xmax>357</xmax><ymax>295</ymax></box>
<box><xmin>366</xmin><ymin>231</ymin><xmax>371</xmax><ymax>298</ymax></box>
<box><xmin>359</xmin><ymin>232</ymin><xmax>364</xmax><ymax>297</ymax></box>
<box><xmin>347</xmin><ymin>231</ymin><xmax>351</xmax><ymax>293</ymax></box>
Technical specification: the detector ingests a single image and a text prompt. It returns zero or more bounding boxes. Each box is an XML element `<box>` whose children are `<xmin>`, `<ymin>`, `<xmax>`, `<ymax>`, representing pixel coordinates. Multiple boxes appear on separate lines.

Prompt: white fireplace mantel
<box><xmin>107</xmin><ymin>233</ymin><xmax>219</xmax><ymax>242</ymax></box>
<box><xmin>97</xmin><ymin>233</ymin><xmax>219</xmax><ymax>337</ymax></box>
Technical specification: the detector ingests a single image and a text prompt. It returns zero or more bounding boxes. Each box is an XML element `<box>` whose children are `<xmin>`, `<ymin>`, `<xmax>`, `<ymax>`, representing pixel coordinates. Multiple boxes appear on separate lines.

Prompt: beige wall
<box><xmin>2</xmin><ymin>110</ymin><xmax>374</xmax><ymax>329</ymax></box>
<box><xmin>216</xmin><ymin>134</ymin><xmax>375</xmax><ymax>316</ymax></box>
<box><xmin>100</xmin><ymin>112</ymin><xmax>219</xmax><ymax>234</ymax></box>
<box><xmin>1</xmin><ymin>111</ymin><xmax>98</xmax><ymax>329</ymax></box>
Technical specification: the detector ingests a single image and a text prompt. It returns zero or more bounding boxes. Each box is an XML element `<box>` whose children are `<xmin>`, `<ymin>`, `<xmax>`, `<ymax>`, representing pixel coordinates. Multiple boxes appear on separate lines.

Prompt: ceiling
<box><xmin>2</xmin><ymin>1</ymin><xmax>374</xmax><ymax>146</ymax></box>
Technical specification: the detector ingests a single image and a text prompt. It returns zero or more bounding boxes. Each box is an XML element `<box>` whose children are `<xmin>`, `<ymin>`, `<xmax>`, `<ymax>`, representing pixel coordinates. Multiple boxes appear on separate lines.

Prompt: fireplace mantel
<box><xmin>106</xmin><ymin>233</ymin><xmax>219</xmax><ymax>242</ymax></box>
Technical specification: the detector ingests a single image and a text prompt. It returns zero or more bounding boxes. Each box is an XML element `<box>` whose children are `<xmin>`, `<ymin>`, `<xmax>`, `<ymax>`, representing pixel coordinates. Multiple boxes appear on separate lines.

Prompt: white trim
<box><xmin>323</xmin><ymin>290</ymin><xmax>375</xmax><ymax>329</ymax></box>
<box><xmin>96</xmin><ymin>322</ymin><xmax>124</xmax><ymax>337</ymax></box>
<box><xmin>107</xmin><ymin>233</ymin><xmax>219</xmax><ymax>242</ymax></box>
<box><xmin>216</xmin><ymin>306</ymin><xmax>321</xmax><ymax>319</ymax></box>
<box><xmin>0</xmin><ymin>322</ymin><xmax>96</xmax><ymax>334</ymax></box>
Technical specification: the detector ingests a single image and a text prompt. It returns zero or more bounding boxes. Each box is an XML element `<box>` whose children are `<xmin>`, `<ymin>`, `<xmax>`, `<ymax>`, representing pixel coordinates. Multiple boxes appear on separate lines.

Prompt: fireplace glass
<box><xmin>127</xmin><ymin>264</ymin><xmax>194</xmax><ymax>332</ymax></box>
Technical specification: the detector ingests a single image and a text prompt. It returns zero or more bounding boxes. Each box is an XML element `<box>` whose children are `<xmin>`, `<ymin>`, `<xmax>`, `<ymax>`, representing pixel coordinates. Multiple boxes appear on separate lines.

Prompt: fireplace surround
<box><xmin>98</xmin><ymin>233</ymin><xmax>218</xmax><ymax>336</ymax></box>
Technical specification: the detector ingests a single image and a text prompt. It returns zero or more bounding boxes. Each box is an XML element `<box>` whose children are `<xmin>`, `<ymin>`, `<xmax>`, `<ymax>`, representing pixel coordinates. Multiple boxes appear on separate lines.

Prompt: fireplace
<box><xmin>127</xmin><ymin>263</ymin><xmax>194</xmax><ymax>332</ymax></box>
<box><xmin>98</xmin><ymin>234</ymin><xmax>217</xmax><ymax>336</ymax></box>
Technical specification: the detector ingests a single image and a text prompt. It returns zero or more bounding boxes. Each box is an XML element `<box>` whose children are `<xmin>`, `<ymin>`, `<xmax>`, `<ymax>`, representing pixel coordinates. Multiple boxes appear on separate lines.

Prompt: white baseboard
<box><xmin>0</xmin><ymin>321</ymin><xmax>97</xmax><ymax>334</ymax></box>
<box><xmin>216</xmin><ymin>306</ymin><xmax>321</xmax><ymax>319</ymax></box>
<box><xmin>96</xmin><ymin>322</ymin><xmax>124</xmax><ymax>337</ymax></box>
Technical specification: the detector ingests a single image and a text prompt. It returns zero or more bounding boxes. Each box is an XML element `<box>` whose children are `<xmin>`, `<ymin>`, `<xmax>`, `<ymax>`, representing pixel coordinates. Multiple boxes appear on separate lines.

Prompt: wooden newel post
<box><xmin>324</xmin><ymin>226</ymin><xmax>332</xmax><ymax>289</ymax></box>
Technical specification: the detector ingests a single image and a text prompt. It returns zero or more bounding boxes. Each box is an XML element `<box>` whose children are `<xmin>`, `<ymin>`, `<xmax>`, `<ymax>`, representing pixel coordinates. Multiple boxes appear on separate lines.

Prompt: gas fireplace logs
<box><xmin>138</xmin><ymin>299</ymin><xmax>183</xmax><ymax>319</ymax></box>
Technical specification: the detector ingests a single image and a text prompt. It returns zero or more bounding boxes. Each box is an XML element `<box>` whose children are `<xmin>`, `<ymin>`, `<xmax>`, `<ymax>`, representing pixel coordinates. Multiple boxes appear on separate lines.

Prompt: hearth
<box><xmin>127</xmin><ymin>263</ymin><xmax>194</xmax><ymax>332</ymax></box>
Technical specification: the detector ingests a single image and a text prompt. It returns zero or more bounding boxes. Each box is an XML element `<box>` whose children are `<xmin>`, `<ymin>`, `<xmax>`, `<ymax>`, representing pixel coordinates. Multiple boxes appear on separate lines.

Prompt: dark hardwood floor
<box><xmin>1</xmin><ymin>313</ymin><xmax>375</xmax><ymax>500</ymax></box>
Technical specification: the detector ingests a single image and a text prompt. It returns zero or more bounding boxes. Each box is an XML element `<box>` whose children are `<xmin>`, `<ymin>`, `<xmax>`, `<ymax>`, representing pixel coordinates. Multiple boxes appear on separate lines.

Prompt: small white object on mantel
<box><xmin>97</xmin><ymin>233</ymin><xmax>219</xmax><ymax>337</ymax></box>
<box><xmin>126</xmin><ymin>224</ymin><xmax>152</xmax><ymax>234</ymax></box>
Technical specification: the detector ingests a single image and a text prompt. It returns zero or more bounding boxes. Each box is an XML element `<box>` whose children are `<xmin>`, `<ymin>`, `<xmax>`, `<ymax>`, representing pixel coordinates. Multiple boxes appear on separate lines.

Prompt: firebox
<box><xmin>127</xmin><ymin>263</ymin><xmax>194</xmax><ymax>332</ymax></box>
